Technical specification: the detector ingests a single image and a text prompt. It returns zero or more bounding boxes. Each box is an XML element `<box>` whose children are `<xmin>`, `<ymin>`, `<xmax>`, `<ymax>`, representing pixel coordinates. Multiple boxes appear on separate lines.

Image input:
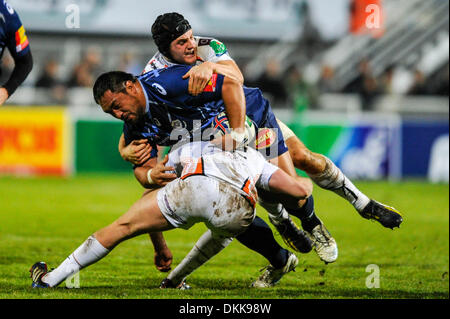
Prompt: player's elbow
<box><xmin>235</xmin><ymin>72</ymin><xmax>244</xmax><ymax>85</ymax></box>
<box><xmin>25</xmin><ymin>51</ymin><xmax>34</xmax><ymax>75</ymax></box>
<box><xmin>223</xmin><ymin>75</ymin><xmax>243</xmax><ymax>90</ymax></box>
<box><xmin>17</xmin><ymin>50</ymin><xmax>34</xmax><ymax>76</ymax></box>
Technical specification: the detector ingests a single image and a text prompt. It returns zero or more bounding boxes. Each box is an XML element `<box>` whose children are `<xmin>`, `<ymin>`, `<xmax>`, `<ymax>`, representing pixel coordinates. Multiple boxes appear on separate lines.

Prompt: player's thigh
<box><xmin>95</xmin><ymin>190</ymin><xmax>172</xmax><ymax>248</ymax></box>
<box><xmin>115</xmin><ymin>189</ymin><xmax>173</xmax><ymax>235</ymax></box>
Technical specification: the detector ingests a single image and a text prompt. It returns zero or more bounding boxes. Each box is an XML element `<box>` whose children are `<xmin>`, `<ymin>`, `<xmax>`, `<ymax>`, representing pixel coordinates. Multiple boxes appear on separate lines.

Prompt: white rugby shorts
<box><xmin>157</xmin><ymin>175</ymin><xmax>255</xmax><ymax>238</ymax></box>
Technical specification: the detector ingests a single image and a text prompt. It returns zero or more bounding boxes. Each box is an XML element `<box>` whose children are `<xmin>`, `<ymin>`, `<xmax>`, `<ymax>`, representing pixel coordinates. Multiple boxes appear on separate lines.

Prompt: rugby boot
<box><xmin>159</xmin><ymin>278</ymin><xmax>191</xmax><ymax>290</ymax></box>
<box><xmin>268</xmin><ymin>215</ymin><xmax>313</xmax><ymax>253</ymax></box>
<box><xmin>360</xmin><ymin>199</ymin><xmax>403</xmax><ymax>229</ymax></box>
<box><xmin>251</xmin><ymin>251</ymin><xmax>298</xmax><ymax>288</ymax></box>
<box><xmin>304</xmin><ymin>222</ymin><xmax>338</xmax><ymax>264</ymax></box>
<box><xmin>30</xmin><ymin>262</ymin><xmax>50</xmax><ymax>288</ymax></box>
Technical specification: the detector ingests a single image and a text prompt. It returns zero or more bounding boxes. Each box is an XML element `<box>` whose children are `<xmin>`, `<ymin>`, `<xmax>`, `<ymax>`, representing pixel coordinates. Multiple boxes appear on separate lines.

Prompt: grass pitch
<box><xmin>0</xmin><ymin>174</ymin><xmax>448</xmax><ymax>299</ymax></box>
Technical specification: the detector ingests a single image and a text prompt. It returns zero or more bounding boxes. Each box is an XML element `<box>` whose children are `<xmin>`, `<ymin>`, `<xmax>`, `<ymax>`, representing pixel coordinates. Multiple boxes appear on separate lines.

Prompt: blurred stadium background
<box><xmin>0</xmin><ymin>0</ymin><xmax>448</xmax><ymax>180</ymax></box>
<box><xmin>0</xmin><ymin>0</ymin><xmax>448</xmax><ymax>299</ymax></box>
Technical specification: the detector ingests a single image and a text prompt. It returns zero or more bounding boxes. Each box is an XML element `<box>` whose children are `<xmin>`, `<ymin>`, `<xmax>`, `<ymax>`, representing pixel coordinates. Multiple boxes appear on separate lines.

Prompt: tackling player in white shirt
<box><xmin>30</xmin><ymin>140</ymin><xmax>314</xmax><ymax>289</ymax></box>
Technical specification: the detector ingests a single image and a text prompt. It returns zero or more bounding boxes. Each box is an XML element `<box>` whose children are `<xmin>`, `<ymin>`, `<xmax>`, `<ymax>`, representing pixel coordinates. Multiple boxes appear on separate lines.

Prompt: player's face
<box><xmin>169</xmin><ymin>29</ymin><xmax>197</xmax><ymax>65</ymax></box>
<box><xmin>100</xmin><ymin>82</ymin><xmax>146</xmax><ymax>125</ymax></box>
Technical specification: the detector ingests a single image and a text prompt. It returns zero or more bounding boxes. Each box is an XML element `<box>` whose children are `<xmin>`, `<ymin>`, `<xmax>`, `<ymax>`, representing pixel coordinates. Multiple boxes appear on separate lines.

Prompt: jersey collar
<box><xmin>137</xmin><ymin>78</ymin><xmax>151</xmax><ymax>115</ymax></box>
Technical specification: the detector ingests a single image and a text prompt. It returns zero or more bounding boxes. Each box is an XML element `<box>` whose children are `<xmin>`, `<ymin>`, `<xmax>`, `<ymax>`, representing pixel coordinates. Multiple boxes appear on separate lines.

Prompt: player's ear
<box><xmin>124</xmin><ymin>80</ymin><xmax>136</xmax><ymax>94</ymax></box>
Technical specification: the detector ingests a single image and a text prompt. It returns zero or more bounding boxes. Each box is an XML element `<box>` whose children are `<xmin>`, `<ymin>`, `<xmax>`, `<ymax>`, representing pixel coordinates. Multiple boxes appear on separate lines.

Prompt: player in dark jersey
<box><xmin>118</xmin><ymin>13</ymin><xmax>402</xmax><ymax>264</ymax></box>
<box><xmin>0</xmin><ymin>1</ymin><xmax>33</xmax><ymax>106</ymax></box>
<box><xmin>93</xmin><ymin>66</ymin><xmax>339</xmax><ymax>267</ymax></box>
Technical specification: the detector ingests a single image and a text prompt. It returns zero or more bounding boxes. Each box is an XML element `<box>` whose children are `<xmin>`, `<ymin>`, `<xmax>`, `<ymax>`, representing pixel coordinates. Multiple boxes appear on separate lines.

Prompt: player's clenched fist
<box><xmin>148</xmin><ymin>155</ymin><xmax>177</xmax><ymax>186</ymax></box>
<box><xmin>154</xmin><ymin>247</ymin><xmax>173</xmax><ymax>272</ymax></box>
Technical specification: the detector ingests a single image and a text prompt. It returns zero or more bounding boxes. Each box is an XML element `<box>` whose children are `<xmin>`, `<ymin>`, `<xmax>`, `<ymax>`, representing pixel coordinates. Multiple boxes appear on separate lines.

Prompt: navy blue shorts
<box><xmin>244</xmin><ymin>87</ymin><xmax>288</xmax><ymax>160</ymax></box>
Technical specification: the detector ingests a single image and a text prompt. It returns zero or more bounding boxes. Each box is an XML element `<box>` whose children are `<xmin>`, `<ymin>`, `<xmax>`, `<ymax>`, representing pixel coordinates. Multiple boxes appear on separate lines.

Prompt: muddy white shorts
<box><xmin>157</xmin><ymin>175</ymin><xmax>255</xmax><ymax>237</ymax></box>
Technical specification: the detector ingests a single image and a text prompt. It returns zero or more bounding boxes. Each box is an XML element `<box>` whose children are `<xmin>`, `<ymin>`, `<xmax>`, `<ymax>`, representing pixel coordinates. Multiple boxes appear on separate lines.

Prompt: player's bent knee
<box><xmin>291</xmin><ymin>148</ymin><xmax>326</xmax><ymax>174</ymax></box>
<box><xmin>290</xmin><ymin>147</ymin><xmax>310</xmax><ymax>170</ymax></box>
<box><xmin>111</xmin><ymin>220</ymin><xmax>135</xmax><ymax>240</ymax></box>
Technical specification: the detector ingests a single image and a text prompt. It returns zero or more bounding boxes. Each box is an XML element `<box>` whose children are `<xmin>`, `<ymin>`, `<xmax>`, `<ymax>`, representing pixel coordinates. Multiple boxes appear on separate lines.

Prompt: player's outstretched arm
<box><xmin>150</xmin><ymin>232</ymin><xmax>173</xmax><ymax>272</ymax></box>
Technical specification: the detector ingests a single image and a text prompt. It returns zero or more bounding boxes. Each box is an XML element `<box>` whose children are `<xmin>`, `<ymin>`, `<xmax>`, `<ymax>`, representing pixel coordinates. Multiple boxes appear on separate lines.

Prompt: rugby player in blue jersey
<box><xmin>115</xmin><ymin>14</ymin><xmax>340</xmax><ymax>268</ymax></box>
<box><xmin>117</xmin><ymin>13</ymin><xmax>402</xmax><ymax>259</ymax></box>
<box><xmin>0</xmin><ymin>1</ymin><xmax>32</xmax><ymax>106</ymax></box>
<box><xmin>90</xmin><ymin>65</ymin><xmax>340</xmax><ymax>288</ymax></box>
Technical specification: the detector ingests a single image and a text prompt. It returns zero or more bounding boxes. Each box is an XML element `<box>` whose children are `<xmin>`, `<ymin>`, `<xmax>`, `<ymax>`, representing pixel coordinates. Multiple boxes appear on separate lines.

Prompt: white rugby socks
<box><xmin>308</xmin><ymin>156</ymin><xmax>370</xmax><ymax>212</ymax></box>
<box><xmin>42</xmin><ymin>235</ymin><xmax>110</xmax><ymax>287</ymax></box>
<box><xmin>167</xmin><ymin>230</ymin><xmax>232</xmax><ymax>285</ymax></box>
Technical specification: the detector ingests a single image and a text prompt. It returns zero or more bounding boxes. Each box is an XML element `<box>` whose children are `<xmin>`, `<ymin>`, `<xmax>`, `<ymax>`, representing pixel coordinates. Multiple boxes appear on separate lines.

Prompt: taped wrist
<box><xmin>230</xmin><ymin>129</ymin><xmax>248</xmax><ymax>145</ymax></box>
<box><xmin>147</xmin><ymin>169</ymin><xmax>155</xmax><ymax>185</ymax></box>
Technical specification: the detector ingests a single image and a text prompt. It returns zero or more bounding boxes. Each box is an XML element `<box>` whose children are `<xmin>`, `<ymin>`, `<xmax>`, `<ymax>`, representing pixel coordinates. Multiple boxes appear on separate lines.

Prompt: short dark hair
<box><xmin>93</xmin><ymin>71</ymin><xmax>136</xmax><ymax>104</ymax></box>
<box><xmin>151</xmin><ymin>12</ymin><xmax>192</xmax><ymax>59</ymax></box>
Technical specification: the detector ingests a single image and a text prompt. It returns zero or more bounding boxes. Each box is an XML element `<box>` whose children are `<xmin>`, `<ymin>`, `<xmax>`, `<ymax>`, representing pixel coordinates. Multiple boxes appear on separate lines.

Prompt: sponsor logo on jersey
<box><xmin>151</xmin><ymin>83</ymin><xmax>167</xmax><ymax>96</ymax></box>
<box><xmin>210</xmin><ymin>40</ymin><xmax>227</xmax><ymax>56</ymax></box>
<box><xmin>203</xmin><ymin>74</ymin><xmax>218</xmax><ymax>92</ymax></box>
<box><xmin>256</xmin><ymin>128</ymin><xmax>276</xmax><ymax>149</ymax></box>
<box><xmin>198</xmin><ymin>38</ymin><xmax>212</xmax><ymax>46</ymax></box>
<box><xmin>4</xmin><ymin>0</ymin><xmax>14</xmax><ymax>14</ymax></box>
<box><xmin>15</xmin><ymin>25</ymin><xmax>29</xmax><ymax>53</ymax></box>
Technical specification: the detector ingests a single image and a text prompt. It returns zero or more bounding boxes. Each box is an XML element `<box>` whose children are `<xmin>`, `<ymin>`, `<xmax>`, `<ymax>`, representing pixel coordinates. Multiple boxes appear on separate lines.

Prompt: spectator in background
<box><xmin>67</xmin><ymin>47</ymin><xmax>102</xmax><ymax>88</ymax></box>
<box><xmin>317</xmin><ymin>64</ymin><xmax>336</xmax><ymax>93</ymax></box>
<box><xmin>35</xmin><ymin>59</ymin><xmax>59</xmax><ymax>88</ymax></box>
<box><xmin>118</xmin><ymin>51</ymin><xmax>142</xmax><ymax>75</ymax></box>
<box><xmin>344</xmin><ymin>58</ymin><xmax>379</xmax><ymax>110</ymax></box>
<box><xmin>35</xmin><ymin>59</ymin><xmax>66</xmax><ymax>104</ymax></box>
<box><xmin>284</xmin><ymin>65</ymin><xmax>318</xmax><ymax>110</ymax></box>
<box><xmin>379</xmin><ymin>65</ymin><xmax>395</xmax><ymax>94</ymax></box>
<box><xmin>427</xmin><ymin>63</ymin><xmax>449</xmax><ymax>96</ymax></box>
<box><xmin>408</xmin><ymin>69</ymin><xmax>429</xmax><ymax>95</ymax></box>
<box><xmin>435</xmin><ymin>64</ymin><xmax>449</xmax><ymax>96</ymax></box>
<box><xmin>254</xmin><ymin>58</ymin><xmax>288</xmax><ymax>107</ymax></box>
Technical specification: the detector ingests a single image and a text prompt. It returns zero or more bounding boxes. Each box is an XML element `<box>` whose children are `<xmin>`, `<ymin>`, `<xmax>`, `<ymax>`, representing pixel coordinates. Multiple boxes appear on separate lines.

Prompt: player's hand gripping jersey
<box><xmin>143</xmin><ymin>37</ymin><xmax>231</xmax><ymax>73</ymax></box>
<box><xmin>157</xmin><ymin>141</ymin><xmax>279</xmax><ymax>233</ymax></box>
<box><xmin>123</xmin><ymin>65</ymin><xmax>287</xmax><ymax>162</ymax></box>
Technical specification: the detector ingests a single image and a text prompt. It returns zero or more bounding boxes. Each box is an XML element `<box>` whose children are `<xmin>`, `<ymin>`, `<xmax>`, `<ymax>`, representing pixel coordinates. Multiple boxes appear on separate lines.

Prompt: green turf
<box><xmin>0</xmin><ymin>174</ymin><xmax>448</xmax><ymax>299</ymax></box>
